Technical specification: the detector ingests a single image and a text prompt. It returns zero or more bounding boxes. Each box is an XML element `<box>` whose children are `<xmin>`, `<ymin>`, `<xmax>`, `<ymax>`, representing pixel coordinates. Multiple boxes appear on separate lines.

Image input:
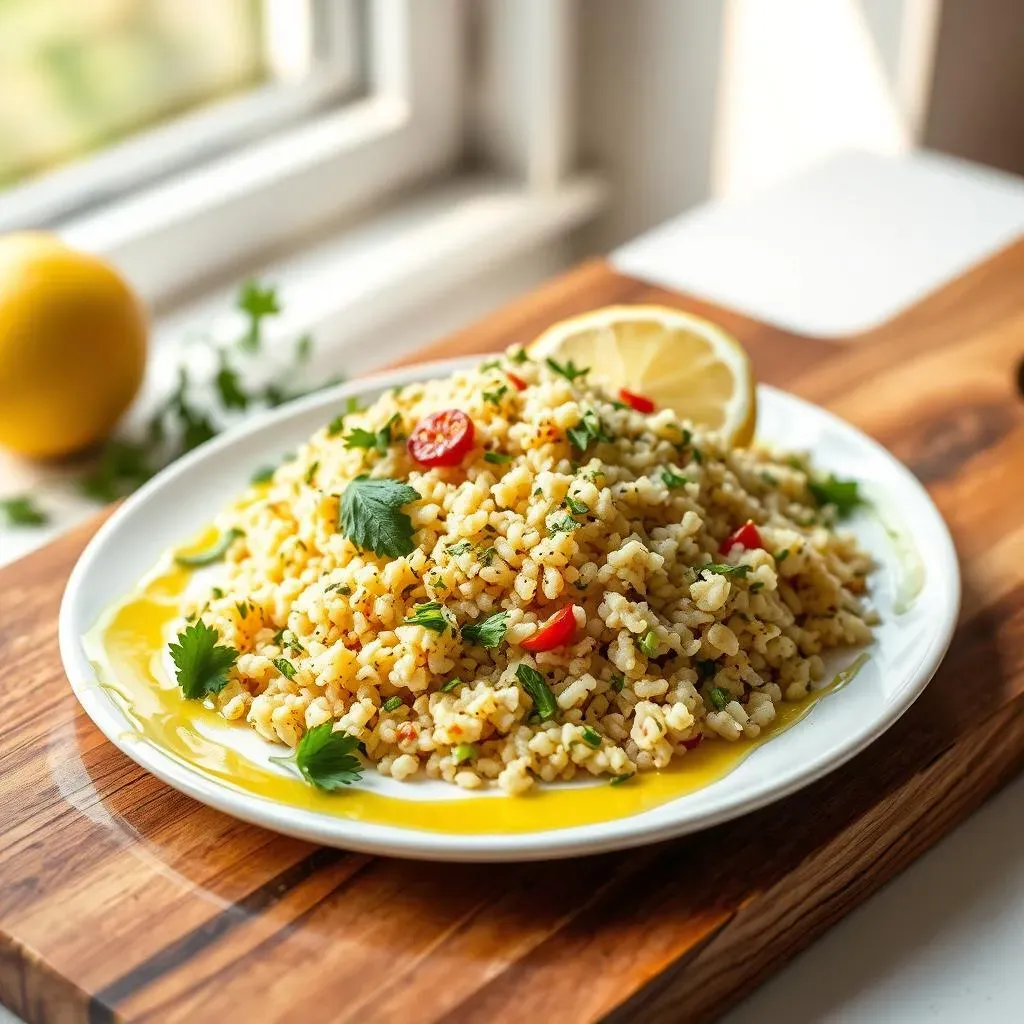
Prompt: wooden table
<box><xmin>2</xmin><ymin>246</ymin><xmax>1023</xmax><ymax>1024</ymax></box>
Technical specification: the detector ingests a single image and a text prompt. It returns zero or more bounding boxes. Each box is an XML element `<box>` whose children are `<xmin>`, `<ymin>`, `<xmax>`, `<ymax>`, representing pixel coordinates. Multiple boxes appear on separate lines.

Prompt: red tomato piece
<box><xmin>719</xmin><ymin>519</ymin><xmax>764</xmax><ymax>554</ymax></box>
<box><xmin>506</xmin><ymin>372</ymin><xmax>528</xmax><ymax>391</ymax></box>
<box><xmin>407</xmin><ymin>409</ymin><xmax>475</xmax><ymax>467</ymax></box>
<box><xmin>619</xmin><ymin>388</ymin><xmax>656</xmax><ymax>414</ymax></box>
<box><xmin>520</xmin><ymin>605</ymin><xmax>578</xmax><ymax>652</ymax></box>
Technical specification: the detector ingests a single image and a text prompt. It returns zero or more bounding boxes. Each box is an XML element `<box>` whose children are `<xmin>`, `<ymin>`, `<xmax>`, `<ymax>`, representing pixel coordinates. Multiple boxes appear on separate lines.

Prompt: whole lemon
<box><xmin>0</xmin><ymin>233</ymin><xmax>147</xmax><ymax>459</ymax></box>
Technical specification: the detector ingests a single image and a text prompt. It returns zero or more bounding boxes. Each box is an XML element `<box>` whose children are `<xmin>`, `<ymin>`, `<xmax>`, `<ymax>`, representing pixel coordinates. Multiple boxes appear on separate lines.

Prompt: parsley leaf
<box><xmin>446</xmin><ymin>539</ymin><xmax>472</xmax><ymax>555</ymax></box>
<box><xmin>440</xmin><ymin>677</ymin><xmax>463</xmax><ymax>693</ymax></box>
<box><xmin>403</xmin><ymin>601</ymin><xmax>449</xmax><ymax>633</ymax></box>
<box><xmin>638</xmin><ymin>629</ymin><xmax>660</xmax><ymax>657</ymax></box>
<box><xmin>483</xmin><ymin>384</ymin><xmax>509</xmax><ymax>405</ymax></box>
<box><xmin>808</xmin><ymin>474</ymin><xmax>864</xmax><ymax>518</ymax></box>
<box><xmin>169</xmin><ymin>621</ymin><xmax>239</xmax><ymax>699</ymax></box>
<box><xmin>708</xmin><ymin>687</ymin><xmax>730</xmax><ymax>711</ymax></box>
<box><xmin>453</xmin><ymin>742</ymin><xmax>477</xmax><ymax>764</ymax></box>
<box><xmin>174</xmin><ymin>528</ymin><xmax>242</xmax><ymax>568</ymax></box>
<box><xmin>305</xmin><ymin>461</ymin><xmax>319</xmax><ymax>486</ymax></box>
<box><xmin>610</xmin><ymin>671</ymin><xmax>626</xmax><ymax>693</ymax></box>
<box><xmin>484</xmin><ymin>451</ymin><xmax>513</xmax><ymax>464</ymax></box>
<box><xmin>215</xmin><ymin>358</ymin><xmax>248</xmax><ymax>410</ymax></box>
<box><xmin>0</xmin><ymin>495</ymin><xmax>48</xmax><ymax>527</ymax></box>
<box><xmin>510</xmin><ymin>348</ymin><xmax>529</xmax><ymax>364</ymax></box>
<box><xmin>79</xmin><ymin>439</ymin><xmax>154</xmax><ymax>501</ymax></box>
<box><xmin>274</xmin><ymin>657</ymin><xmax>297</xmax><ymax>679</ymax></box>
<box><xmin>567</xmin><ymin>409</ymin><xmax>611</xmax><ymax>452</ymax></box>
<box><xmin>610</xmin><ymin>773</ymin><xmax>634</xmax><ymax>786</ymax></box>
<box><xmin>580</xmin><ymin>726</ymin><xmax>602</xmax><ymax>749</ymax></box>
<box><xmin>339</xmin><ymin>477</ymin><xmax>420</xmax><ymax>557</ymax></box>
<box><xmin>516</xmin><ymin>664</ymin><xmax>558</xmax><ymax>721</ymax></box>
<box><xmin>775</xmin><ymin>548</ymin><xmax>790</xmax><ymax>563</ymax></box>
<box><xmin>461</xmin><ymin>610</ymin><xmax>509</xmax><ymax>648</ymax></box>
<box><xmin>548</xmin><ymin>513</ymin><xmax>579</xmax><ymax>534</ymax></box>
<box><xmin>269</xmin><ymin>722</ymin><xmax>363</xmax><ymax>791</ymax></box>
<box><xmin>661</xmin><ymin>468</ymin><xmax>688</xmax><ymax>488</ymax></box>
<box><xmin>381</xmin><ymin>695</ymin><xmax>403</xmax><ymax>713</ymax></box>
<box><xmin>702</xmin><ymin>563</ymin><xmax>751</xmax><ymax>579</ymax></box>
<box><xmin>563</xmin><ymin>494</ymin><xmax>590</xmax><ymax>516</ymax></box>
<box><xmin>546</xmin><ymin>357</ymin><xmax>590</xmax><ymax>382</ymax></box>
<box><xmin>237</xmin><ymin>280</ymin><xmax>280</xmax><ymax>352</ymax></box>
<box><xmin>344</xmin><ymin>413</ymin><xmax>400</xmax><ymax>457</ymax></box>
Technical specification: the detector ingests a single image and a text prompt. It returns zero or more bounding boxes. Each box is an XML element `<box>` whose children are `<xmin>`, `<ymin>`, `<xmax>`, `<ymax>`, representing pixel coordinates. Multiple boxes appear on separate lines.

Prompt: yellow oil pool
<box><xmin>83</xmin><ymin>558</ymin><xmax>869</xmax><ymax>835</ymax></box>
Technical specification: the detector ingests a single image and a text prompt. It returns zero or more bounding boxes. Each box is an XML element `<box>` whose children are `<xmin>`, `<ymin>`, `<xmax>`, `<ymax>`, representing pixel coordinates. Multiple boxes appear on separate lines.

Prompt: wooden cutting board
<box><xmin>3</xmin><ymin>246</ymin><xmax>1024</xmax><ymax>1024</ymax></box>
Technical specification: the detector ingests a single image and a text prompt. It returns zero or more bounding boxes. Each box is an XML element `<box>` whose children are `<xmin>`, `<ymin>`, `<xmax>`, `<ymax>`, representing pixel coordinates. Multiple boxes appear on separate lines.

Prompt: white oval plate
<box><xmin>60</xmin><ymin>358</ymin><xmax>959</xmax><ymax>861</ymax></box>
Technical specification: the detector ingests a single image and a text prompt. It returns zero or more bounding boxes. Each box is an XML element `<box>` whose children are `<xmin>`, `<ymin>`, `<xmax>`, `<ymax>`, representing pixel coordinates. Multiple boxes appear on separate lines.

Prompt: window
<box><xmin>0</xmin><ymin>0</ymin><xmax>463</xmax><ymax>306</ymax></box>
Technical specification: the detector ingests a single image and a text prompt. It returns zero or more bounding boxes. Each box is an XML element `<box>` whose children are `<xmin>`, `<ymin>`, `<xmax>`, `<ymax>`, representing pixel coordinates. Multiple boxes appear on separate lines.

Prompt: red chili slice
<box><xmin>407</xmin><ymin>409</ymin><xmax>475</xmax><ymax>467</ymax></box>
<box><xmin>506</xmin><ymin>372</ymin><xmax>528</xmax><ymax>391</ymax></box>
<box><xmin>719</xmin><ymin>519</ymin><xmax>764</xmax><ymax>554</ymax></box>
<box><xmin>520</xmin><ymin>605</ymin><xmax>578</xmax><ymax>652</ymax></box>
<box><xmin>619</xmin><ymin>388</ymin><xmax>656</xmax><ymax>414</ymax></box>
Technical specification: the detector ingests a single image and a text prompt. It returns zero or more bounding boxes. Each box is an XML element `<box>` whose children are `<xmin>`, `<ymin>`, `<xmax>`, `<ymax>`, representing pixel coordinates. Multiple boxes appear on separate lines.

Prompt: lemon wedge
<box><xmin>528</xmin><ymin>305</ymin><xmax>756</xmax><ymax>446</ymax></box>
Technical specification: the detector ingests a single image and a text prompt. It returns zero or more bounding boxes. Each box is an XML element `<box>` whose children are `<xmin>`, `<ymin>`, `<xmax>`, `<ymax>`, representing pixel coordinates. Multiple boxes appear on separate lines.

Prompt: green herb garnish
<box><xmin>610</xmin><ymin>773</ymin><xmax>633</xmax><ymax>786</ymax></box>
<box><xmin>169</xmin><ymin>621</ymin><xmax>239</xmax><ymax>699</ymax></box>
<box><xmin>344</xmin><ymin>413</ymin><xmax>401</xmax><ymax>457</ymax></box>
<box><xmin>510</xmin><ymin>348</ymin><xmax>529</xmax><ymax>364</ymax></box>
<box><xmin>563</xmin><ymin>494</ymin><xmax>590</xmax><ymax>515</ymax></box>
<box><xmin>0</xmin><ymin>494</ymin><xmax>48</xmax><ymax>527</ymax></box>
<box><xmin>775</xmin><ymin>548</ymin><xmax>790</xmax><ymax>563</ymax></box>
<box><xmin>515</xmin><ymin>664</ymin><xmax>558</xmax><ymax>721</ymax></box>
<box><xmin>446</xmin><ymin>540</ymin><xmax>472</xmax><ymax>555</ymax></box>
<box><xmin>484</xmin><ymin>451</ymin><xmax>513</xmax><ymax>464</ymax></box>
<box><xmin>440</xmin><ymin>677</ymin><xmax>463</xmax><ymax>693</ymax></box>
<box><xmin>305</xmin><ymin>461</ymin><xmax>319</xmax><ymax>486</ymax></box>
<box><xmin>403</xmin><ymin>602</ymin><xmax>449</xmax><ymax>633</ymax></box>
<box><xmin>546</xmin><ymin>357</ymin><xmax>589</xmax><ymax>382</ymax></box>
<box><xmin>580</xmin><ymin>726</ymin><xmax>602</xmax><ymax>749</ymax></box>
<box><xmin>638</xmin><ymin>630</ymin><xmax>660</xmax><ymax>657</ymax></box>
<box><xmin>610</xmin><ymin>672</ymin><xmax>626</xmax><ymax>693</ymax></box>
<box><xmin>708</xmin><ymin>687</ymin><xmax>730</xmax><ymax>711</ymax></box>
<box><xmin>235</xmin><ymin>601</ymin><xmax>249</xmax><ymax>619</ymax></box>
<box><xmin>274</xmin><ymin>657</ymin><xmax>297</xmax><ymax>680</ymax></box>
<box><xmin>338</xmin><ymin>476</ymin><xmax>420</xmax><ymax>557</ymax></box>
<box><xmin>548</xmin><ymin>513</ymin><xmax>579</xmax><ymax>535</ymax></box>
<box><xmin>251</xmin><ymin>465</ymin><xmax>276</xmax><ymax>485</ymax></box>
<box><xmin>808</xmin><ymin>474</ymin><xmax>864</xmax><ymax>518</ymax></box>
<box><xmin>702</xmin><ymin>563</ymin><xmax>752</xmax><ymax>579</ymax></box>
<box><xmin>483</xmin><ymin>385</ymin><xmax>509</xmax><ymax>405</ymax></box>
<box><xmin>452</xmin><ymin>743</ymin><xmax>477</xmax><ymax>765</ymax></box>
<box><xmin>237</xmin><ymin>280</ymin><xmax>280</xmax><ymax>352</ymax></box>
<box><xmin>215</xmin><ymin>357</ymin><xmax>248</xmax><ymax>410</ymax></box>
<box><xmin>269</xmin><ymin>722</ymin><xmax>363</xmax><ymax>791</ymax></box>
<box><xmin>750</xmin><ymin>581</ymin><xmax>764</xmax><ymax>592</ymax></box>
<box><xmin>567</xmin><ymin>409</ymin><xmax>611</xmax><ymax>452</ymax></box>
<box><xmin>381</xmin><ymin>695</ymin><xmax>403</xmax><ymax>713</ymax></box>
<box><xmin>174</xmin><ymin>528</ymin><xmax>242</xmax><ymax>568</ymax></box>
<box><xmin>661</xmin><ymin>468</ymin><xmax>688</xmax><ymax>488</ymax></box>
<box><xmin>461</xmin><ymin>610</ymin><xmax>510</xmax><ymax>648</ymax></box>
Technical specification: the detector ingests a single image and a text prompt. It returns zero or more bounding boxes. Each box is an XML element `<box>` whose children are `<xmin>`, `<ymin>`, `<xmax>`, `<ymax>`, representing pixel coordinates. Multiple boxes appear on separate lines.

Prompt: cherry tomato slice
<box><xmin>520</xmin><ymin>605</ymin><xmax>578</xmax><ymax>652</ymax></box>
<box><xmin>407</xmin><ymin>409</ymin><xmax>475</xmax><ymax>467</ymax></box>
<box><xmin>619</xmin><ymin>388</ymin><xmax>656</xmax><ymax>414</ymax></box>
<box><xmin>719</xmin><ymin>519</ymin><xmax>764</xmax><ymax>554</ymax></box>
<box><xmin>506</xmin><ymin>372</ymin><xmax>528</xmax><ymax>391</ymax></box>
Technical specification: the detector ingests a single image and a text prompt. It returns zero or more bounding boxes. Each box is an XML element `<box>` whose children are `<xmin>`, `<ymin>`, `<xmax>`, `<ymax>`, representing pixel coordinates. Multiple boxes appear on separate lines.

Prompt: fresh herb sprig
<box><xmin>269</xmin><ymin>722</ymin><xmax>363</xmax><ymax>791</ymax></box>
<box><xmin>516</xmin><ymin>664</ymin><xmax>558</xmax><ymax>721</ymax></box>
<box><xmin>461</xmin><ymin>610</ymin><xmax>510</xmax><ymax>648</ymax></box>
<box><xmin>169</xmin><ymin>621</ymin><xmax>239</xmax><ymax>699</ymax></box>
<box><xmin>338</xmin><ymin>476</ymin><xmax>420</xmax><ymax>557</ymax></box>
<box><xmin>0</xmin><ymin>495</ymin><xmax>48</xmax><ymax>527</ymax></box>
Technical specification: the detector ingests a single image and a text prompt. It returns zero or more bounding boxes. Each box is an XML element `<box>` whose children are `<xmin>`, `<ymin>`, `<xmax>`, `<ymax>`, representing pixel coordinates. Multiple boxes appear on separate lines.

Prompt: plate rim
<box><xmin>59</xmin><ymin>358</ymin><xmax>961</xmax><ymax>861</ymax></box>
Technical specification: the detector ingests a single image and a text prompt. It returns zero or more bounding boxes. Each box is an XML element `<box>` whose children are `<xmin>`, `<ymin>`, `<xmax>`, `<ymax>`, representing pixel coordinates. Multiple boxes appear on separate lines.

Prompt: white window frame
<box><xmin>11</xmin><ymin>0</ymin><xmax>464</xmax><ymax>309</ymax></box>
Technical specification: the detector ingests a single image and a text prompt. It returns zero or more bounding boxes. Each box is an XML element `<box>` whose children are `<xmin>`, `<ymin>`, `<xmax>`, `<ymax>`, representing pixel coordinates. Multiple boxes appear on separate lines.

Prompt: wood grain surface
<box><xmin>2</xmin><ymin>245</ymin><xmax>1024</xmax><ymax>1024</ymax></box>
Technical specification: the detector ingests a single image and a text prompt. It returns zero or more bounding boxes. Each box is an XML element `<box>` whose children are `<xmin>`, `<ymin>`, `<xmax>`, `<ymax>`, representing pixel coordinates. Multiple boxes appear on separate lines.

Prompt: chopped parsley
<box><xmin>381</xmin><ymin>695</ymin><xmax>403</xmax><ymax>713</ymax></box>
<box><xmin>461</xmin><ymin>610</ymin><xmax>510</xmax><ymax>648</ymax></box>
<box><xmin>750</xmin><ymin>581</ymin><xmax>764</xmax><ymax>592</ymax></box>
<box><xmin>483</xmin><ymin>385</ymin><xmax>509</xmax><ymax>405</ymax></box>
<box><xmin>169</xmin><ymin>621</ymin><xmax>239</xmax><ymax>699</ymax></box>
<box><xmin>638</xmin><ymin>630</ymin><xmax>660</xmax><ymax>657</ymax></box>
<box><xmin>510</xmin><ymin>348</ymin><xmax>529</xmax><ymax>364</ymax></box>
<box><xmin>484</xmin><ymin>451</ymin><xmax>513</xmax><ymax>464</ymax></box>
<box><xmin>211</xmin><ymin>587</ymin><xmax>224</xmax><ymax>599</ymax></box>
<box><xmin>305</xmin><ymin>461</ymin><xmax>319</xmax><ymax>486</ymax></box>
<box><xmin>344</xmin><ymin>413</ymin><xmax>401</xmax><ymax>457</ymax></box>
<box><xmin>446</xmin><ymin>539</ymin><xmax>473</xmax><ymax>555</ymax></box>
<box><xmin>546</xmin><ymin>356</ymin><xmax>590</xmax><ymax>382</ymax></box>
<box><xmin>702</xmin><ymin>563</ymin><xmax>752</xmax><ymax>579</ymax></box>
<box><xmin>775</xmin><ymin>548</ymin><xmax>790</xmax><ymax>563</ymax></box>
<box><xmin>516</xmin><ymin>664</ymin><xmax>558</xmax><ymax>721</ymax></box>
<box><xmin>338</xmin><ymin>476</ymin><xmax>420</xmax><ymax>557</ymax></box>
<box><xmin>610</xmin><ymin>672</ymin><xmax>626</xmax><ymax>693</ymax></box>
<box><xmin>440</xmin><ymin>677</ymin><xmax>463</xmax><ymax>693</ymax></box>
<box><xmin>271</xmin><ymin>628</ymin><xmax>286</xmax><ymax>647</ymax></box>
<box><xmin>452</xmin><ymin>743</ymin><xmax>477</xmax><ymax>765</ymax></box>
<box><xmin>403</xmin><ymin>602</ymin><xmax>449</xmax><ymax>633</ymax></box>
<box><xmin>761</xmin><ymin>471</ymin><xmax>778</xmax><ymax>486</ymax></box>
<box><xmin>661</xmin><ymin>468</ymin><xmax>688</xmax><ymax>488</ymax></box>
<box><xmin>0</xmin><ymin>494</ymin><xmax>48</xmax><ymax>527</ymax></box>
<box><xmin>273</xmin><ymin>657</ymin><xmax>297</xmax><ymax>680</ymax></box>
<box><xmin>567</xmin><ymin>409</ymin><xmax>611</xmax><ymax>452</ymax></box>
<box><xmin>580</xmin><ymin>726</ymin><xmax>602</xmax><ymax>749</ymax></box>
<box><xmin>610</xmin><ymin>773</ymin><xmax>634</xmax><ymax>786</ymax></box>
<box><xmin>563</xmin><ymin>494</ymin><xmax>590</xmax><ymax>515</ymax></box>
<box><xmin>269</xmin><ymin>722</ymin><xmax>363</xmax><ymax>791</ymax></box>
<box><xmin>808</xmin><ymin>473</ymin><xmax>865</xmax><ymax>518</ymax></box>
<box><xmin>235</xmin><ymin>601</ymin><xmax>250</xmax><ymax>619</ymax></box>
<box><xmin>548</xmin><ymin>513</ymin><xmax>579</xmax><ymax>535</ymax></box>
<box><xmin>708</xmin><ymin>687</ymin><xmax>730</xmax><ymax>711</ymax></box>
<box><xmin>478</xmin><ymin>545</ymin><xmax>497</xmax><ymax>566</ymax></box>
<box><xmin>326</xmin><ymin>414</ymin><xmax>345</xmax><ymax>437</ymax></box>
